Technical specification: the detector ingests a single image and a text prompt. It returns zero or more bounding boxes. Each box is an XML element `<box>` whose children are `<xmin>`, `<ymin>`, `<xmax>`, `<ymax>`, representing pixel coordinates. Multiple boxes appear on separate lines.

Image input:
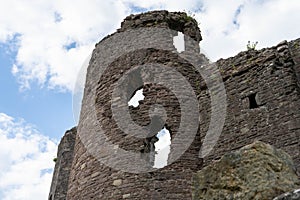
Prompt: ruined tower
<box><xmin>49</xmin><ymin>11</ymin><xmax>300</xmax><ymax>199</ymax></box>
<box><xmin>67</xmin><ymin>11</ymin><xmax>205</xmax><ymax>199</ymax></box>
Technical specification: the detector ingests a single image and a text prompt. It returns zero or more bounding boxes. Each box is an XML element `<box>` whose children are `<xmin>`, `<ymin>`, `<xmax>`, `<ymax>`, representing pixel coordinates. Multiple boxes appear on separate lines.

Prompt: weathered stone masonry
<box><xmin>49</xmin><ymin>127</ymin><xmax>76</xmax><ymax>200</ymax></box>
<box><xmin>201</xmin><ymin>38</ymin><xmax>300</xmax><ymax>171</ymax></box>
<box><xmin>49</xmin><ymin>11</ymin><xmax>300</xmax><ymax>199</ymax></box>
<box><xmin>68</xmin><ymin>11</ymin><xmax>204</xmax><ymax>200</ymax></box>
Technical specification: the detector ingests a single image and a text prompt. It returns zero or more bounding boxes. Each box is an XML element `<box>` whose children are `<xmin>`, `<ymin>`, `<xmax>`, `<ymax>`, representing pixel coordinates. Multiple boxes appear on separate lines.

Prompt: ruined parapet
<box><xmin>117</xmin><ymin>10</ymin><xmax>202</xmax><ymax>42</ymax></box>
<box><xmin>48</xmin><ymin>127</ymin><xmax>76</xmax><ymax>200</ymax></box>
<box><xmin>199</xmin><ymin>39</ymin><xmax>300</xmax><ymax>172</ymax></box>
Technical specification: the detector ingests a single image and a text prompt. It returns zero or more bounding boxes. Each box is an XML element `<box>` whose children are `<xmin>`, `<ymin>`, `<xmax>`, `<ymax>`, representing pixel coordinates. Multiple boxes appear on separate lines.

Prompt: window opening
<box><xmin>248</xmin><ymin>93</ymin><xmax>259</xmax><ymax>109</ymax></box>
<box><xmin>128</xmin><ymin>88</ymin><xmax>144</xmax><ymax>107</ymax></box>
<box><xmin>153</xmin><ymin>127</ymin><xmax>171</xmax><ymax>169</ymax></box>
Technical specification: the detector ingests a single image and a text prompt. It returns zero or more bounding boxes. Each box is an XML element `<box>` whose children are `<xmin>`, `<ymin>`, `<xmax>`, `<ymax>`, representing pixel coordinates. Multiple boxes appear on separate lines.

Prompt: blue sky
<box><xmin>0</xmin><ymin>46</ymin><xmax>74</xmax><ymax>139</ymax></box>
<box><xmin>0</xmin><ymin>0</ymin><xmax>299</xmax><ymax>199</ymax></box>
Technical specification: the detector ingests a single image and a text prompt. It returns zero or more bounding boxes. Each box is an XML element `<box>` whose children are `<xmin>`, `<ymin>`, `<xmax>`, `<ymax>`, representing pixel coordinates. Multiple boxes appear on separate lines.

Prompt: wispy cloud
<box><xmin>0</xmin><ymin>0</ymin><xmax>128</xmax><ymax>91</ymax></box>
<box><xmin>0</xmin><ymin>113</ymin><xmax>57</xmax><ymax>200</ymax></box>
<box><xmin>0</xmin><ymin>0</ymin><xmax>299</xmax><ymax>89</ymax></box>
<box><xmin>0</xmin><ymin>0</ymin><xmax>204</xmax><ymax>91</ymax></box>
<box><xmin>198</xmin><ymin>0</ymin><xmax>300</xmax><ymax>60</ymax></box>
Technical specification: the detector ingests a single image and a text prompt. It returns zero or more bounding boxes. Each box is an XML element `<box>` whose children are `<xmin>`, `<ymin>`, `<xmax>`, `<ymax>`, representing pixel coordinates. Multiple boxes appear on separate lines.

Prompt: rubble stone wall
<box><xmin>48</xmin><ymin>127</ymin><xmax>76</xmax><ymax>200</ymax></box>
<box><xmin>200</xmin><ymin>39</ymin><xmax>300</xmax><ymax>173</ymax></box>
<box><xmin>48</xmin><ymin>11</ymin><xmax>300</xmax><ymax>200</ymax></box>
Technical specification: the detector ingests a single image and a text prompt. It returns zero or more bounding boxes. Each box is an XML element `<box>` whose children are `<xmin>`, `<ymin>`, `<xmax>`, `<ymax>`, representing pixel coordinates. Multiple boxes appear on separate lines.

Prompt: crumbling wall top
<box><xmin>119</xmin><ymin>10</ymin><xmax>202</xmax><ymax>42</ymax></box>
<box><xmin>98</xmin><ymin>10</ymin><xmax>202</xmax><ymax>45</ymax></box>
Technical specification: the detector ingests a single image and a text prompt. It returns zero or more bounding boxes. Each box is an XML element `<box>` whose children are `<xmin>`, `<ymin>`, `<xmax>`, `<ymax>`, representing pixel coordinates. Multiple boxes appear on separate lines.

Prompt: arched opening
<box><xmin>153</xmin><ymin>127</ymin><xmax>171</xmax><ymax>169</ymax></box>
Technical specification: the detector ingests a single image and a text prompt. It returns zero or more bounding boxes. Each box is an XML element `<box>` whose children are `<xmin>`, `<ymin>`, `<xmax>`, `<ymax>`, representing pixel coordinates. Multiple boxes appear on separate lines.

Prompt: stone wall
<box><xmin>48</xmin><ymin>127</ymin><xmax>76</xmax><ymax>200</ymax></box>
<box><xmin>49</xmin><ymin>10</ymin><xmax>300</xmax><ymax>200</ymax></box>
<box><xmin>288</xmin><ymin>38</ymin><xmax>300</xmax><ymax>88</ymax></box>
<box><xmin>200</xmin><ymin>39</ymin><xmax>300</xmax><ymax>172</ymax></box>
<box><xmin>67</xmin><ymin>10</ymin><xmax>203</xmax><ymax>200</ymax></box>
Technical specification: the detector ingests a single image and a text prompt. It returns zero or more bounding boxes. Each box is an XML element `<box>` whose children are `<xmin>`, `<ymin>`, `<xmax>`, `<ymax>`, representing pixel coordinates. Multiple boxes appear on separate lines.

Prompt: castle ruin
<box><xmin>49</xmin><ymin>11</ymin><xmax>300</xmax><ymax>200</ymax></box>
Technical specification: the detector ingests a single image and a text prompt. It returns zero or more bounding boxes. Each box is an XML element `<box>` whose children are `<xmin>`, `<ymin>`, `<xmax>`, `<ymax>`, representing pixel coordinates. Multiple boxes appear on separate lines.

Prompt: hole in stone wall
<box><xmin>153</xmin><ymin>127</ymin><xmax>171</xmax><ymax>169</ymax></box>
<box><xmin>248</xmin><ymin>93</ymin><xmax>259</xmax><ymax>109</ymax></box>
<box><xmin>173</xmin><ymin>32</ymin><xmax>185</xmax><ymax>53</ymax></box>
<box><xmin>128</xmin><ymin>88</ymin><xmax>145</xmax><ymax>107</ymax></box>
<box><xmin>49</xmin><ymin>194</ymin><xmax>53</xmax><ymax>200</ymax></box>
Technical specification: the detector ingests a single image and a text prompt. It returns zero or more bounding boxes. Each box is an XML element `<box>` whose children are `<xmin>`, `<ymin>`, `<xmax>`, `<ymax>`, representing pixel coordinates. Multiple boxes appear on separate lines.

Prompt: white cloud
<box><xmin>0</xmin><ymin>0</ymin><xmax>299</xmax><ymax>89</ymax></box>
<box><xmin>122</xmin><ymin>0</ymin><xmax>202</xmax><ymax>12</ymax></box>
<box><xmin>0</xmin><ymin>0</ymin><xmax>129</xmax><ymax>91</ymax></box>
<box><xmin>0</xmin><ymin>113</ymin><xmax>57</xmax><ymax>200</ymax></box>
<box><xmin>197</xmin><ymin>0</ymin><xmax>300</xmax><ymax>60</ymax></box>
